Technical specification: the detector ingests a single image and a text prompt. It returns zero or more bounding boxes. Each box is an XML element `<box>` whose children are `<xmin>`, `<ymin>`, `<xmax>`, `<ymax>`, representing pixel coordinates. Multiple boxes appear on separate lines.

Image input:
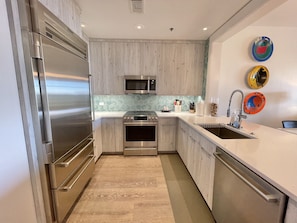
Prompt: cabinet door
<box><xmin>158</xmin><ymin>118</ymin><xmax>177</xmax><ymax>152</ymax></box>
<box><xmin>101</xmin><ymin>118</ymin><xmax>116</xmax><ymax>152</ymax></box>
<box><xmin>114</xmin><ymin>119</ymin><xmax>123</xmax><ymax>152</ymax></box>
<box><xmin>89</xmin><ymin>41</ymin><xmax>124</xmax><ymax>95</ymax></box>
<box><xmin>39</xmin><ymin>0</ymin><xmax>82</xmax><ymax>36</ymax></box>
<box><xmin>197</xmin><ymin>136</ymin><xmax>216</xmax><ymax>209</ymax></box>
<box><xmin>187</xmin><ymin>130</ymin><xmax>195</xmax><ymax>176</ymax></box>
<box><xmin>100</xmin><ymin>42</ymin><xmax>124</xmax><ymax>94</ymax></box>
<box><xmin>101</xmin><ymin>118</ymin><xmax>123</xmax><ymax>153</ymax></box>
<box><xmin>140</xmin><ymin>42</ymin><xmax>162</xmax><ymax>76</ymax></box>
<box><xmin>93</xmin><ymin>119</ymin><xmax>102</xmax><ymax>161</ymax></box>
<box><xmin>176</xmin><ymin>121</ymin><xmax>183</xmax><ymax>154</ymax></box>
<box><xmin>187</xmin><ymin>128</ymin><xmax>201</xmax><ymax>179</ymax></box>
<box><xmin>177</xmin><ymin>120</ymin><xmax>189</xmax><ymax>165</ymax></box>
<box><xmin>158</xmin><ymin>42</ymin><xmax>204</xmax><ymax>95</ymax></box>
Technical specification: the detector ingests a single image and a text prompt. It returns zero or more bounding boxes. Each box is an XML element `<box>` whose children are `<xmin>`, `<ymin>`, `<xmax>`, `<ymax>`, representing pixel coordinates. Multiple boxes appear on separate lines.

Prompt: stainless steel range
<box><xmin>123</xmin><ymin>111</ymin><xmax>158</xmax><ymax>155</ymax></box>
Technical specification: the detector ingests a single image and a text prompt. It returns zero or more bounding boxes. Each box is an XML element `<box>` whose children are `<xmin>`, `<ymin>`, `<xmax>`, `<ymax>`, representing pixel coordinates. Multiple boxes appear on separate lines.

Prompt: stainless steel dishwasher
<box><xmin>212</xmin><ymin>148</ymin><xmax>287</xmax><ymax>223</ymax></box>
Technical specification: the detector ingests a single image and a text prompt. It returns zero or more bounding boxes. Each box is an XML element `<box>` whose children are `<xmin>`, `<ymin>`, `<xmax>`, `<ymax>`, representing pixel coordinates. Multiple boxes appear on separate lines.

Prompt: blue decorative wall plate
<box><xmin>252</xmin><ymin>36</ymin><xmax>274</xmax><ymax>62</ymax></box>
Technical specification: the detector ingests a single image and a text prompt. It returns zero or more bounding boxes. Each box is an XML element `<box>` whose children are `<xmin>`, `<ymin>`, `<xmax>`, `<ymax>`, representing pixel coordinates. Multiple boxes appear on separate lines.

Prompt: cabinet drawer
<box><xmin>200</xmin><ymin>137</ymin><xmax>216</xmax><ymax>155</ymax></box>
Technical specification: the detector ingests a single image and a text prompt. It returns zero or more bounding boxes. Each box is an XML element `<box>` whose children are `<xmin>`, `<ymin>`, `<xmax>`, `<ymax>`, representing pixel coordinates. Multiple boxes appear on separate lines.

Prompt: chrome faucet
<box><xmin>227</xmin><ymin>89</ymin><xmax>247</xmax><ymax>128</ymax></box>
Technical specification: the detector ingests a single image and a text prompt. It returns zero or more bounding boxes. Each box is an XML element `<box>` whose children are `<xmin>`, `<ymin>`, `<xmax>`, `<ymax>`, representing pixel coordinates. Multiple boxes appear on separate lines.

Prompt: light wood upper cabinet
<box><xmin>89</xmin><ymin>39</ymin><xmax>205</xmax><ymax>95</ymax></box>
<box><xmin>158</xmin><ymin>42</ymin><xmax>205</xmax><ymax>95</ymax></box>
<box><xmin>39</xmin><ymin>0</ymin><xmax>82</xmax><ymax>37</ymax></box>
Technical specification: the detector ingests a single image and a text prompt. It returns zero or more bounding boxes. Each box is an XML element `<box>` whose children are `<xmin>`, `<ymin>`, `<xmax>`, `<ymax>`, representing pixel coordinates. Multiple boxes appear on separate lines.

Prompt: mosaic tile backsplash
<box><xmin>94</xmin><ymin>95</ymin><xmax>199</xmax><ymax>112</ymax></box>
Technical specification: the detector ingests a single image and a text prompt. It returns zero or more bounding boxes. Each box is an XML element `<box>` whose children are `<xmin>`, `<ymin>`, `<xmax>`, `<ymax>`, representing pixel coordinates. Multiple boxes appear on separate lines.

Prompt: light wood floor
<box><xmin>66</xmin><ymin>155</ymin><xmax>175</xmax><ymax>223</ymax></box>
<box><xmin>66</xmin><ymin>154</ymin><xmax>215</xmax><ymax>223</ymax></box>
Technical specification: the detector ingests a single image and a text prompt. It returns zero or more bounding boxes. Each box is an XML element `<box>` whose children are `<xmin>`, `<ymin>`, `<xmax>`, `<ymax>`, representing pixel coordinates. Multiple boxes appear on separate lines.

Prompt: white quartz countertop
<box><xmin>94</xmin><ymin>111</ymin><xmax>297</xmax><ymax>201</ymax></box>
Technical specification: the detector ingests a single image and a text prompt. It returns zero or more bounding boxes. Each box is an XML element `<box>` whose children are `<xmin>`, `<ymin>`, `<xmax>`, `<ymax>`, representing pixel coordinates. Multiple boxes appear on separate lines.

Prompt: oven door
<box><xmin>123</xmin><ymin>121</ymin><xmax>158</xmax><ymax>155</ymax></box>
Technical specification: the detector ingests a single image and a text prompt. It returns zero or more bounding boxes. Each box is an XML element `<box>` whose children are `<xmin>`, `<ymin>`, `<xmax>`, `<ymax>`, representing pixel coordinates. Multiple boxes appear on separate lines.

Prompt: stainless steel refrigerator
<box><xmin>19</xmin><ymin>1</ymin><xmax>94</xmax><ymax>222</ymax></box>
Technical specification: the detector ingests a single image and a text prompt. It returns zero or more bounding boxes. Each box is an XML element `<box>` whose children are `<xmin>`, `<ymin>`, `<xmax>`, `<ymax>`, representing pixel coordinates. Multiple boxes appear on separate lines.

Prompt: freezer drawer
<box><xmin>50</xmin><ymin>138</ymin><xmax>94</xmax><ymax>188</ymax></box>
<box><xmin>52</xmin><ymin>154</ymin><xmax>95</xmax><ymax>223</ymax></box>
<box><xmin>212</xmin><ymin>148</ymin><xmax>287</xmax><ymax>223</ymax></box>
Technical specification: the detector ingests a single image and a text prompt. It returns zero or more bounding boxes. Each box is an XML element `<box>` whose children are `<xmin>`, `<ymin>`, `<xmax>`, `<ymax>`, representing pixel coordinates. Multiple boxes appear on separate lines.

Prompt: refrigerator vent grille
<box><xmin>130</xmin><ymin>0</ymin><xmax>144</xmax><ymax>13</ymax></box>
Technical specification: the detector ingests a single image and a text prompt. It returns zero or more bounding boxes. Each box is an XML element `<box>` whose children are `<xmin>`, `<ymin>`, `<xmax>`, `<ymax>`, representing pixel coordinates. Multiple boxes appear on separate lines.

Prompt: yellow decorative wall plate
<box><xmin>247</xmin><ymin>65</ymin><xmax>269</xmax><ymax>89</ymax></box>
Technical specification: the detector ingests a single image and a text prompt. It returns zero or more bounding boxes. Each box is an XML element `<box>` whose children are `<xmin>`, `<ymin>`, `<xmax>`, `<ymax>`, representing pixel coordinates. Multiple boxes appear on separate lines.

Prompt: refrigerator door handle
<box><xmin>57</xmin><ymin>138</ymin><xmax>94</xmax><ymax>167</ymax></box>
<box><xmin>88</xmin><ymin>74</ymin><xmax>95</xmax><ymax>121</ymax></box>
<box><xmin>37</xmin><ymin>58</ymin><xmax>53</xmax><ymax>144</ymax></box>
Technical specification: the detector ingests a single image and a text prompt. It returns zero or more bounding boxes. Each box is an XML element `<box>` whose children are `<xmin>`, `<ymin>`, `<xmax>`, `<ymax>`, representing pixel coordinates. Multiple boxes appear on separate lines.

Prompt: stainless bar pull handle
<box><xmin>88</xmin><ymin>74</ymin><xmax>95</xmax><ymax>122</ymax></box>
<box><xmin>59</xmin><ymin>155</ymin><xmax>94</xmax><ymax>192</ymax></box>
<box><xmin>37</xmin><ymin>58</ymin><xmax>53</xmax><ymax>143</ymax></box>
<box><xmin>213</xmin><ymin>152</ymin><xmax>280</xmax><ymax>203</ymax></box>
<box><xmin>57</xmin><ymin>138</ymin><xmax>94</xmax><ymax>167</ymax></box>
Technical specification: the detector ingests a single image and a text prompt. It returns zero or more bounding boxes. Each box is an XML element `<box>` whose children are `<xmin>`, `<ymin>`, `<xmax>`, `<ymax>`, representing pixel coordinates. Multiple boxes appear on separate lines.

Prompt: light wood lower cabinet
<box><xmin>93</xmin><ymin>119</ymin><xmax>102</xmax><ymax>162</ymax></box>
<box><xmin>101</xmin><ymin>118</ymin><xmax>123</xmax><ymax>153</ymax></box>
<box><xmin>176</xmin><ymin>119</ymin><xmax>215</xmax><ymax>209</ymax></box>
<box><xmin>158</xmin><ymin>117</ymin><xmax>177</xmax><ymax>152</ymax></box>
<box><xmin>197</xmin><ymin>136</ymin><xmax>216</xmax><ymax>208</ymax></box>
<box><xmin>176</xmin><ymin>120</ymin><xmax>189</xmax><ymax>164</ymax></box>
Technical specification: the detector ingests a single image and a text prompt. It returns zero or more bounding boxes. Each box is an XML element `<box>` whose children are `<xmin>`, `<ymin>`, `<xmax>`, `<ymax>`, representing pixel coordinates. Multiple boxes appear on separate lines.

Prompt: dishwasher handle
<box><xmin>214</xmin><ymin>152</ymin><xmax>280</xmax><ymax>203</ymax></box>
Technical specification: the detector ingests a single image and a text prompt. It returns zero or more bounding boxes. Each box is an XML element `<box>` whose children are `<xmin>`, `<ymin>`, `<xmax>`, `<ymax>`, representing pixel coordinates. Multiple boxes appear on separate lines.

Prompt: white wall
<box><xmin>0</xmin><ymin>1</ymin><xmax>37</xmax><ymax>222</ymax></box>
<box><xmin>206</xmin><ymin>25</ymin><xmax>297</xmax><ymax>128</ymax></box>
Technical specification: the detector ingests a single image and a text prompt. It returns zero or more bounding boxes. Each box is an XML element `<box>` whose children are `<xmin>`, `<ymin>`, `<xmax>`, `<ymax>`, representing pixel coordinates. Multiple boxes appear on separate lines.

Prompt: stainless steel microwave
<box><xmin>124</xmin><ymin>75</ymin><xmax>157</xmax><ymax>94</ymax></box>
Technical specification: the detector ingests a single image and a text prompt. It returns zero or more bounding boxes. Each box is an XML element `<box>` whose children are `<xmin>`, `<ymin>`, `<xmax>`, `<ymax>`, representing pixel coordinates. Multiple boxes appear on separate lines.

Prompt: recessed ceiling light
<box><xmin>203</xmin><ymin>27</ymin><xmax>208</xmax><ymax>31</ymax></box>
<box><xmin>136</xmin><ymin>24</ymin><xmax>144</xmax><ymax>30</ymax></box>
<box><xmin>81</xmin><ymin>23</ymin><xmax>86</xmax><ymax>28</ymax></box>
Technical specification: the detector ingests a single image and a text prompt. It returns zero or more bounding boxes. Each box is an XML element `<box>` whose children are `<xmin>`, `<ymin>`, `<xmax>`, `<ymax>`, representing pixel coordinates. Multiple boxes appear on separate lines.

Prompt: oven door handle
<box><xmin>124</xmin><ymin>122</ymin><xmax>157</xmax><ymax>126</ymax></box>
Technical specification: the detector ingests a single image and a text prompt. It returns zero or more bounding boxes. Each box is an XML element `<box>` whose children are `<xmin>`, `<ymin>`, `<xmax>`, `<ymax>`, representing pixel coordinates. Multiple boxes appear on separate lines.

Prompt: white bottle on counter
<box><xmin>196</xmin><ymin>96</ymin><xmax>204</xmax><ymax>116</ymax></box>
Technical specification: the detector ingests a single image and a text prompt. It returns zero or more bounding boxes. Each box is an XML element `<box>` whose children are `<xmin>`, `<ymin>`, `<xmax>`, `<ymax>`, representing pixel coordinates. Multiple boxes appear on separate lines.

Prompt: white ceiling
<box><xmin>75</xmin><ymin>0</ymin><xmax>297</xmax><ymax>40</ymax></box>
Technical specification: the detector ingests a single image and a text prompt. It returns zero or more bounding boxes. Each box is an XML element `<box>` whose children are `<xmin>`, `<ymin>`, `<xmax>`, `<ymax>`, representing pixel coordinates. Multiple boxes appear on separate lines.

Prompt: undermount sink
<box><xmin>197</xmin><ymin>124</ymin><xmax>255</xmax><ymax>139</ymax></box>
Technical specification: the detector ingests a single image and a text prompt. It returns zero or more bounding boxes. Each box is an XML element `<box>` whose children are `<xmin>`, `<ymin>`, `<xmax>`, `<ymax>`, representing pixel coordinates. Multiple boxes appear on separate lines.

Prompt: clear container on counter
<box><xmin>210</xmin><ymin>97</ymin><xmax>219</xmax><ymax>116</ymax></box>
<box><xmin>195</xmin><ymin>96</ymin><xmax>204</xmax><ymax>116</ymax></box>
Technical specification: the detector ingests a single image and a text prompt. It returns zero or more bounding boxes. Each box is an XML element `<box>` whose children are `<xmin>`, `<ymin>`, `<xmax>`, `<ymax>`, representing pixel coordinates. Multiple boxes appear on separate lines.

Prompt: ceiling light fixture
<box><xmin>136</xmin><ymin>24</ymin><xmax>144</xmax><ymax>30</ymax></box>
<box><xmin>81</xmin><ymin>23</ymin><xmax>86</xmax><ymax>28</ymax></box>
<box><xmin>203</xmin><ymin>27</ymin><xmax>208</xmax><ymax>31</ymax></box>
